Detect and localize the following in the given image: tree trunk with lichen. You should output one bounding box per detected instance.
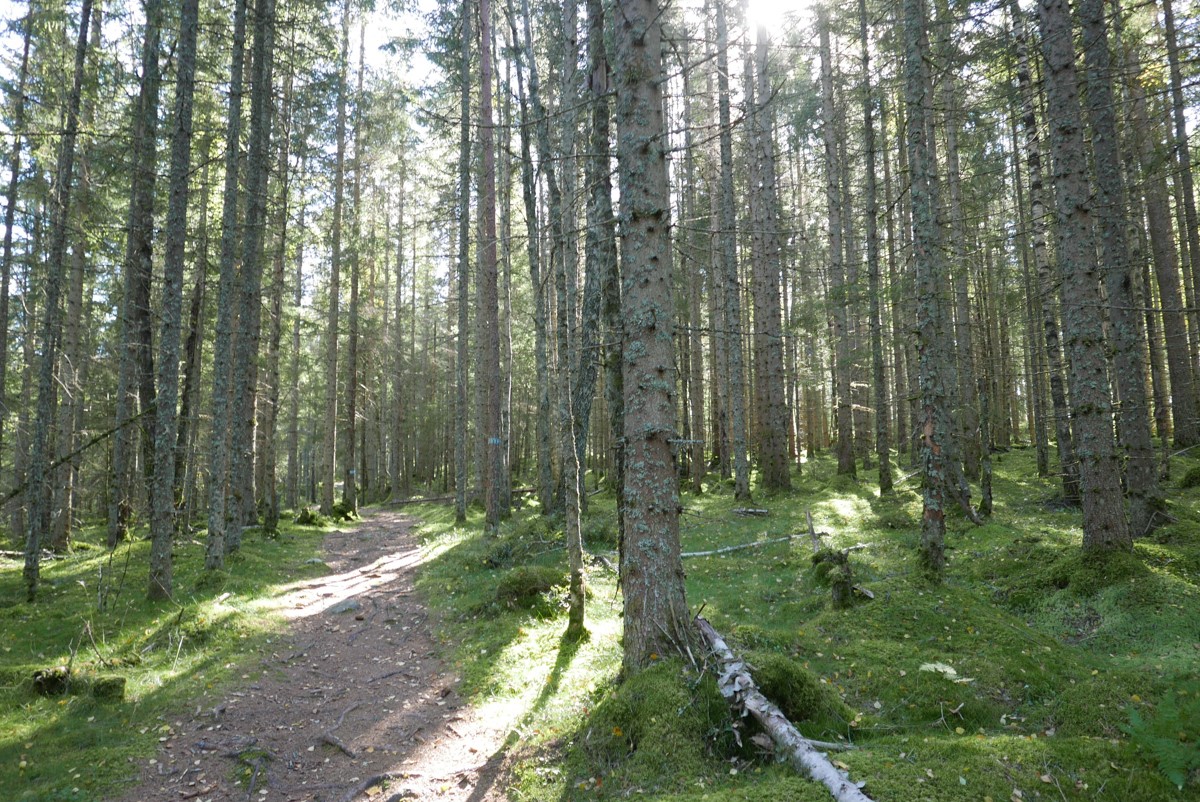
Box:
[904,0,952,576]
[1037,0,1130,552]
[1077,0,1159,537]
[614,0,694,672]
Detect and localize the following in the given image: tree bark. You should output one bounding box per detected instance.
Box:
[614,0,694,672]
[749,23,791,491]
[227,0,276,549]
[24,0,93,601]
[1010,0,1081,502]
[206,0,249,568]
[904,0,953,576]
[1037,0,1131,551]
[110,0,163,548]
[148,0,200,600]
[1078,0,1159,537]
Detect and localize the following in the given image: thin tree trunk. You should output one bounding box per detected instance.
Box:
[479,0,502,532]
[343,18,364,515]
[1161,0,1200,391]
[287,159,307,510]
[148,0,200,600]
[319,0,349,517]
[24,0,93,601]
[716,0,750,500]
[858,0,892,494]
[454,0,471,523]
[1010,0,1081,502]
[260,52,294,532]
[227,0,276,549]
[819,9,855,479]
[205,0,249,567]
[0,9,32,501]
[110,0,162,548]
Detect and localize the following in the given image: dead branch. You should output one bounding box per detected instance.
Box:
[681,534,800,558]
[336,772,413,802]
[696,617,874,802]
[733,507,770,517]
[321,732,358,758]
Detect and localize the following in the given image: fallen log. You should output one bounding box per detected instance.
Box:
[696,617,873,802]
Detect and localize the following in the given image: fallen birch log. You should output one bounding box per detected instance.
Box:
[696,617,874,802]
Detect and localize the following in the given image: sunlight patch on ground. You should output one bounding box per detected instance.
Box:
[270,548,427,619]
[819,495,869,529]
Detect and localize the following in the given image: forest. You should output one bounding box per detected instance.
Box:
[1,0,1199,798]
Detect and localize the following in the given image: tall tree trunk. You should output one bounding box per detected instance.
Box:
[1037,0,1130,551]
[454,0,471,523]
[573,0,612,510]
[554,0,585,639]
[1161,0,1200,388]
[205,0,249,567]
[175,147,211,523]
[148,0,200,600]
[0,10,32,501]
[479,0,503,532]
[819,8,855,479]
[24,0,93,601]
[904,0,953,576]
[389,159,405,501]
[505,0,553,514]
[614,0,693,672]
[1110,0,1198,447]
[260,52,294,533]
[716,0,750,500]
[880,94,908,463]
[680,31,706,494]
[50,0,102,552]
[287,158,307,510]
[936,2,980,483]
[749,23,791,491]
[319,0,350,517]
[343,19,364,515]
[110,0,163,548]
[858,0,892,494]
[1078,0,1159,537]
[227,0,276,549]
[517,0,566,515]
[1010,0,1081,502]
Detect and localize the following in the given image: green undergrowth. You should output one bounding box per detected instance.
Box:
[0,512,345,801]
[414,449,1200,800]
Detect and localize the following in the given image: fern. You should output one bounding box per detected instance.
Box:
[1121,685,1200,789]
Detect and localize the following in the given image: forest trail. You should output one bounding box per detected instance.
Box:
[112,510,511,802]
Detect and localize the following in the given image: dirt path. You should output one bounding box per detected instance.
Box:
[112,510,511,802]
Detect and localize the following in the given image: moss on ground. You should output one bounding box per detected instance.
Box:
[413,447,1200,800]
[0,515,340,801]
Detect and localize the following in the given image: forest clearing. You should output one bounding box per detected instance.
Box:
[1,0,1200,798]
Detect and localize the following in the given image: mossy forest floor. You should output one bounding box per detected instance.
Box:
[1,445,1198,801]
